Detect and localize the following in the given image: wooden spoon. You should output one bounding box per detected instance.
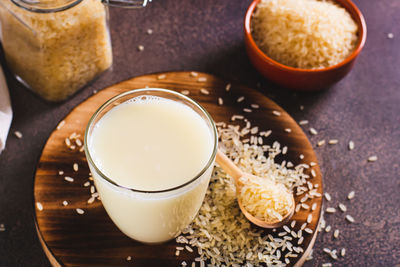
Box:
[215,149,295,228]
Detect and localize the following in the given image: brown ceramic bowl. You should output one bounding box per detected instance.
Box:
[244,0,367,90]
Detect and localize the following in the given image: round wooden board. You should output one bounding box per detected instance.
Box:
[34,72,323,267]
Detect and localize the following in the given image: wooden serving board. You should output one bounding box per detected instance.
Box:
[34,72,323,267]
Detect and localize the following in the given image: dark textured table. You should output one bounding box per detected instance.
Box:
[0,0,399,266]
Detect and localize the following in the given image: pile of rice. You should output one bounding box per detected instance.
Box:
[239,175,294,223]
[176,121,321,266]
[251,0,359,69]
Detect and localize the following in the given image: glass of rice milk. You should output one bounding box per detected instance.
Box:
[84,88,217,243]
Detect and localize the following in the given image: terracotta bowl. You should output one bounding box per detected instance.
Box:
[244,0,367,90]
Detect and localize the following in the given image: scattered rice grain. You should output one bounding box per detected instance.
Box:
[326,207,336,213]
[368,155,378,162]
[317,140,326,147]
[348,140,355,150]
[324,193,332,201]
[36,202,43,211]
[157,74,166,80]
[328,139,338,145]
[73,163,79,172]
[345,215,355,223]
[339,203,347,212]
[309,128,318,135]
[341,248,346,257]
[57,120,65,130]
[333,229,339,238]
[14,131,23,139]
[181,90,190,95]
[76,208,85,215]
[64,176,74,183]
[200,88,210,95]
[307,214,312,223]
[272,110,281,116]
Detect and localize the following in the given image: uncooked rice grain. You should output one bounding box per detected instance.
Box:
[251,104,259,109]
[272,110,281,116]
[317,140,326,147]
[304,228,313,234]
[311,203,317,211]
[326,207,336,213]
[181,90,190,95]
[341,248,346,257]
[324,193,332,201]
[333,229,339,238]
[345,215,355,223]
[200,89,210,95]
[64,176,74,182]
[307,214,312,223]
[339,203,347,212]
[36,202,43,211]
[348,141,355,150]
[309,128,318,135]
[76,208,85,215]
[325,225,331,232]
[14,131,23,139]
[237,96,245,102]
[328,139,338,145]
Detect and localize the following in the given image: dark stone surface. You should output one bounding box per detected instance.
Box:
[0,0,399,266]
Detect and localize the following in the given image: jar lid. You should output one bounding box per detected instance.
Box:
[11,0,82,13]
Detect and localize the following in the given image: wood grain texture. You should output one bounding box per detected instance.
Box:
[34,72,323,267]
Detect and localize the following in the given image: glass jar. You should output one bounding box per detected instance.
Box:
[0,0,148,102]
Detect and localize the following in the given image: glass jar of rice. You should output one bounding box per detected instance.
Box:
[0,0,149,102]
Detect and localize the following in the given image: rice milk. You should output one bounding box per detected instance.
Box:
[87,92,216,243]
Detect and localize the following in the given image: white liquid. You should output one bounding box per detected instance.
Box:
[87,94,215,243]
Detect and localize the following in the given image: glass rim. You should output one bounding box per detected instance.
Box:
[11,0,83,13]
[84,88,218,194]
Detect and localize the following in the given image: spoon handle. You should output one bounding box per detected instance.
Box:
[216,149,243,182]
